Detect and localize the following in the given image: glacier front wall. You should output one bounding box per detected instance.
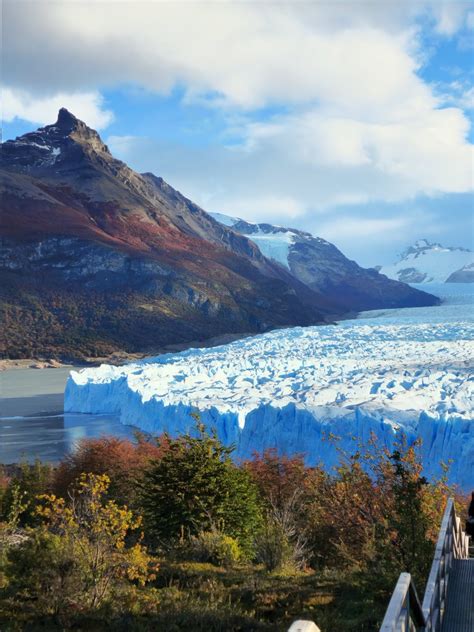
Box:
[65,284,474,489]
[65,376,474,490]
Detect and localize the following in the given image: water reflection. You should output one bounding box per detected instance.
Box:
[0,413,139,464]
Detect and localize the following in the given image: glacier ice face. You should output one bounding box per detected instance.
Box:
[65,284,474,489]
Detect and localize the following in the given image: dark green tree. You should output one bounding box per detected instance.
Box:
[139,427,262,556]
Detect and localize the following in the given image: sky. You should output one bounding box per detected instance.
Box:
[3,0,474,266]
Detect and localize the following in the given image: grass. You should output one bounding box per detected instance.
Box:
[0,560,387,631]
[140,561,387,632]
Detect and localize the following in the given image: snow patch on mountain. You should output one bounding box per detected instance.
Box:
[211,212,298,268]
[381,240,473,283]
[247,231,295,269]
[65,284,474,488]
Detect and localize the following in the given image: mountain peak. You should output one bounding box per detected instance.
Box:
[1,108,113,173]
[414,239,433,249]
[381,239,474,283]
[56,107,80,131]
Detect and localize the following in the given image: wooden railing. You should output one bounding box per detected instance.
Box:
[379,572,425,632]
[379,498,470,632]
[421,498,469,632]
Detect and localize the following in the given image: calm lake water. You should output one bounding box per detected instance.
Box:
[0,368,137,463]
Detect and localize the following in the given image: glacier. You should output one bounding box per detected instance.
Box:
[65,284,474,489]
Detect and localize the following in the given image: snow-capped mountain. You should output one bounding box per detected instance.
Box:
[210,213,437,311]
[447,263,474,283]
[380,239,474,283]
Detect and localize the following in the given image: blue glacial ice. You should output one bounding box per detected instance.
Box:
[65,284,474,489]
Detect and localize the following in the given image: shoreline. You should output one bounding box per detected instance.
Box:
[0,331,257,372]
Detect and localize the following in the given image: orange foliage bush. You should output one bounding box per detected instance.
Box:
[53,434,169,506]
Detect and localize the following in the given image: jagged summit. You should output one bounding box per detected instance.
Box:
[399,239,470,261]
[1,108,112,172]
[56,107,80,130]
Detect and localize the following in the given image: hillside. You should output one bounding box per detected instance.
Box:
[211,213,439,311]
[0,110,337,359]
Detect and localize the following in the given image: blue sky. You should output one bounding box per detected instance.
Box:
[3,1,473,266]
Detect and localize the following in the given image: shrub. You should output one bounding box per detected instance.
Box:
[53,435,166,507]
[0,460,54,526]
[186,530,242,567]
[246,450,310,572]
[1,473,158,625]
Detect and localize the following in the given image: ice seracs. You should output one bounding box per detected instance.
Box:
[65,284,474,489]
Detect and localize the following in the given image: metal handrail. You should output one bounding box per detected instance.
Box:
[379,572,425,631]
[380,498,470,632]
[422,498,469,632]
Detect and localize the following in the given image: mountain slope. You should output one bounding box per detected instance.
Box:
[210,213,438,311]
[1,110,339,359]
[380,240,474,283]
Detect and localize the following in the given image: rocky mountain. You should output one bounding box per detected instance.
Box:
[210,213,437,311]
[446,263,474,283]
[0,110,437,359]
[380,239,474,284]
[0,109,338,359]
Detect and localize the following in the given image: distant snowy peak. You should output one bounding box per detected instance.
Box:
[446,262,474,283]
[210,213,438,311]
[381,240,474,284]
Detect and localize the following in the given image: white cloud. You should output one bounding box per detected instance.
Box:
[214,195,307,222]
[436,81,474,110]
[3,0,473,265]
[316,216,415,242]
[2,1,470,109]
[2,87,114,129]
[432,3,469,36]
[238,104,472,199]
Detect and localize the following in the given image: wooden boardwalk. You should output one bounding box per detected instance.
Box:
[442,559,474,632]
[379,499,472,632]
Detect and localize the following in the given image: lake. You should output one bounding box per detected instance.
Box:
[0,368,137,463]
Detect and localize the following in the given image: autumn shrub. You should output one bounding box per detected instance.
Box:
[54,434,166,506]
[369,441,451,588]
[246,450,311,571]
[0,460,54,526]
[0,468,9,517]
[302,438,451,595]
[185,530,242,567]
[1,473,158,625]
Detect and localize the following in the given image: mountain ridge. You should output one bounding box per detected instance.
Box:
[0,110,438,359]
[210,212,439,311]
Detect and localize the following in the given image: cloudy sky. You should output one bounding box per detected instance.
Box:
[3,0,474,266]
